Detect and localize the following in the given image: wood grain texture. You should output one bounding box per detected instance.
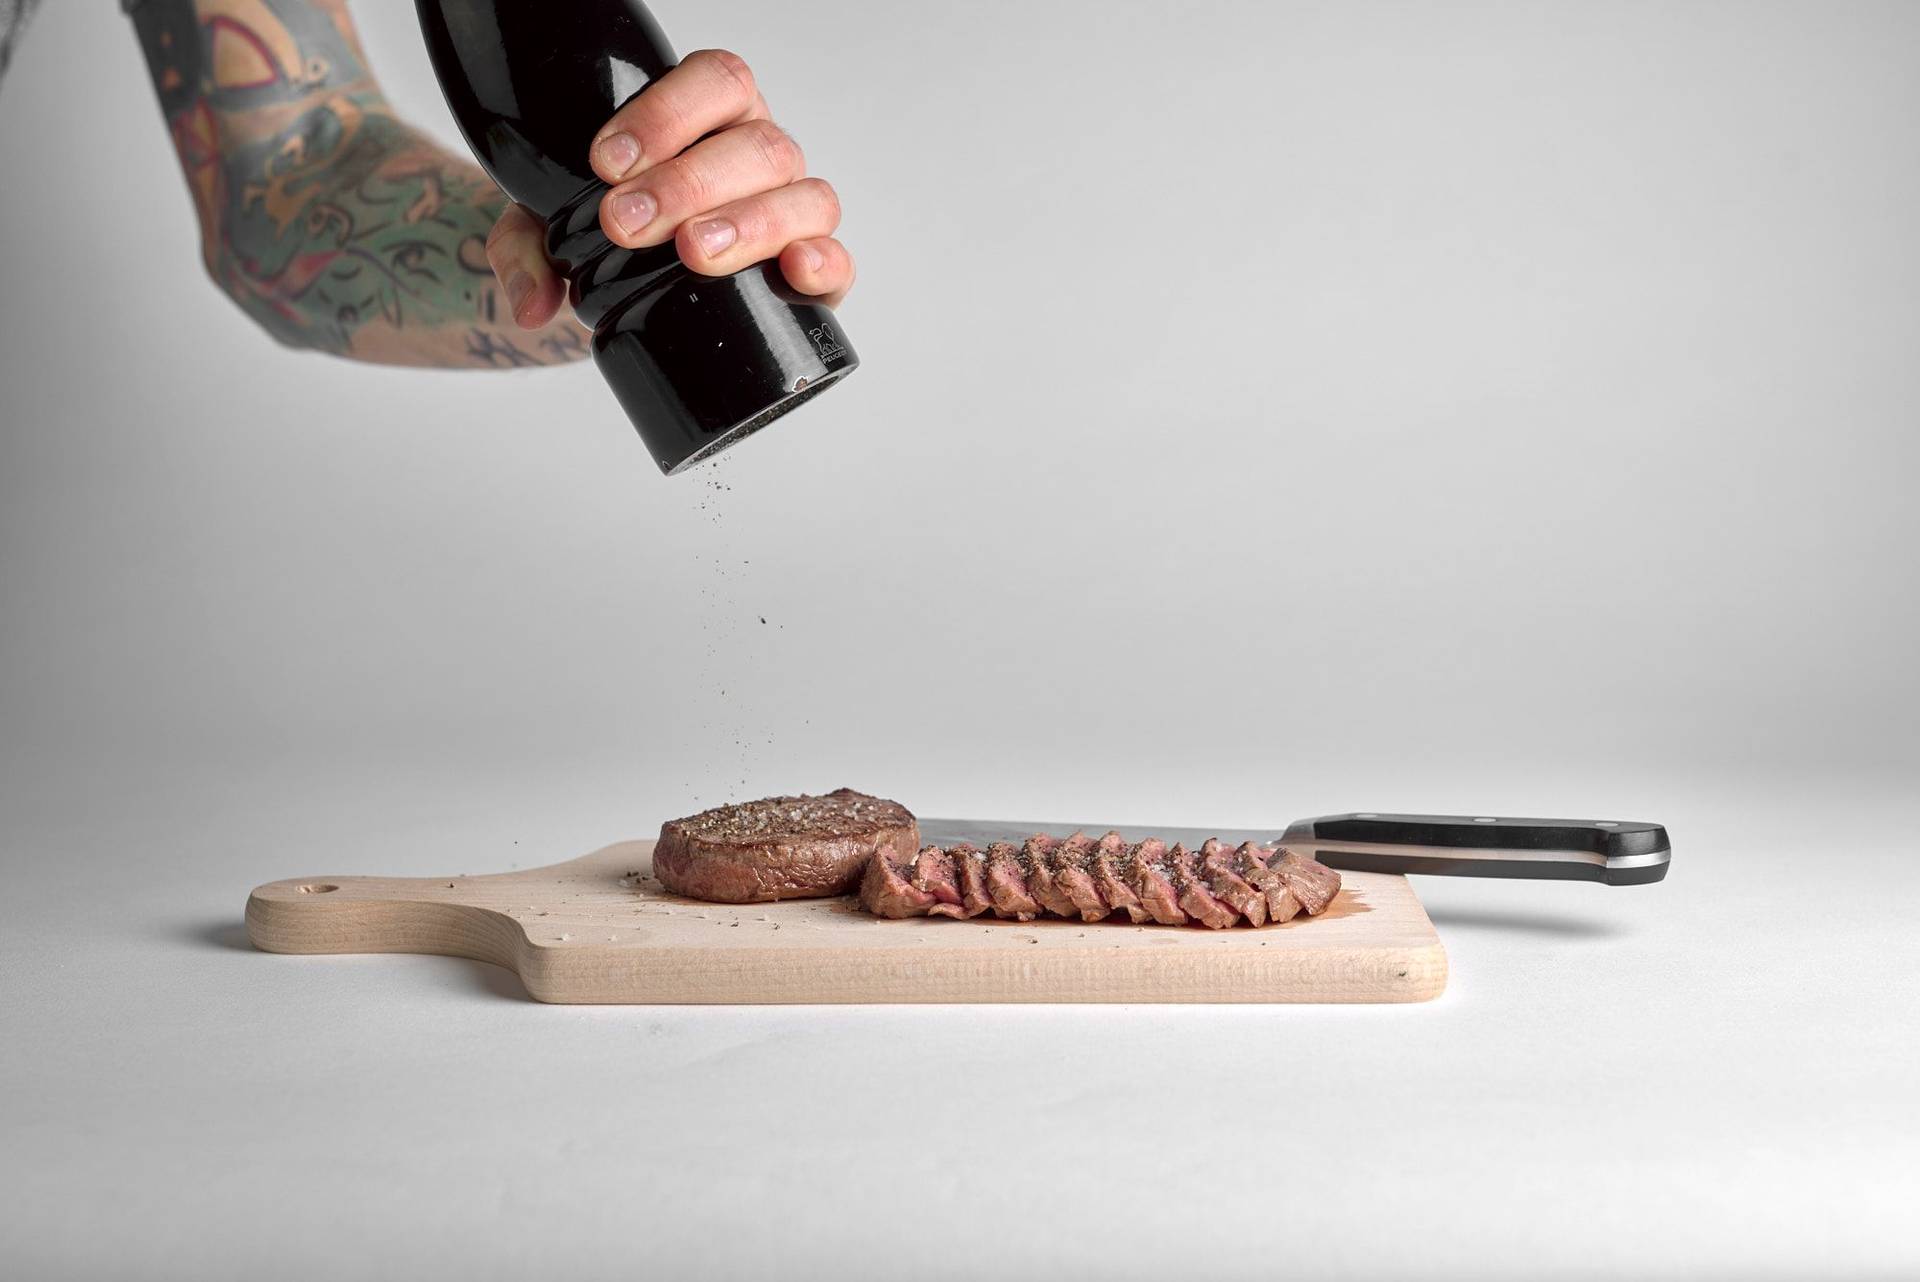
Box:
[246,840,1448,1004]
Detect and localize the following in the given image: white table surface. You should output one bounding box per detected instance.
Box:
[3,763,1916,1282]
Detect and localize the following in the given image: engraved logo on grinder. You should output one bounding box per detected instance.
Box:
[807,324,847,362]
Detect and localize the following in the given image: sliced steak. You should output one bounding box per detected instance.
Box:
[1023,834,1082,919]
[914,846,968,919]
[984,841,1042,921]
[1125,838,1189,926]
[1051,831,1110,922]
[1237,842,1300,923]
[654,788,918,903]
[1272,849,1342,915]
[858,844,936,918]
[852,832,1341,929]
[1168,842,1239,929]
[1200,837,1267,927]
[1089,831,1148,924]
[951,843,995,919]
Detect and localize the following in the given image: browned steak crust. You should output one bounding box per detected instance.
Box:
[654,788,918,903]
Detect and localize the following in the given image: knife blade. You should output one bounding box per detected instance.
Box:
[917,813,1670,886]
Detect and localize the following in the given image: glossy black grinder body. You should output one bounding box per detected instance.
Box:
[416,0,858,473]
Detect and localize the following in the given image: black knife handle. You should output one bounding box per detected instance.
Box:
[1278,813,1671,886]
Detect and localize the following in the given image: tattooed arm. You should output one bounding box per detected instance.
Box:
[126,0,586,368]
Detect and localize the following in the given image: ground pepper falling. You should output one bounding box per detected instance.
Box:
[683,454,782,806]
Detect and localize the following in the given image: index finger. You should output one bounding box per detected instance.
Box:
[589,49,771,185]
[485,201,566,328]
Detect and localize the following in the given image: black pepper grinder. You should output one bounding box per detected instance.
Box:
[416,0,859,474]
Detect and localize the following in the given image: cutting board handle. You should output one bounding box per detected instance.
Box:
[245,874,522,969]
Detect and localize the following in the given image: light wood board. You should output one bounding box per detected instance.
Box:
[246,840,1448,1004]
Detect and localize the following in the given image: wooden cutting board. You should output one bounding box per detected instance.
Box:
[246,840,1447,1004]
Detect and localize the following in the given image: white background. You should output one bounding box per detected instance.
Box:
[3,2,1916,1278]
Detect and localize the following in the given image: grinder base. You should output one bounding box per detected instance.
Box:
[591,260,859,475]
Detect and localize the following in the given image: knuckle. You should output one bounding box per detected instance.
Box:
[693,48,757,101]
[630,93,693,154]
[657,155,711,210]
[802,177,841,225]
[745,119,800,174]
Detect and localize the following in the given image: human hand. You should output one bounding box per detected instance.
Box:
[484,49,854,330]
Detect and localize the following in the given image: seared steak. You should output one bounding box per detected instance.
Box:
[654,788,918,903]
[1200,837,1268,927]
[1237,841,1300,923]
[1169,843,1240,929]
[859,835,1342,929]
[913,846,967,918]
[1089,831,1148,924]
[859,842,935,917]
[1272,850,1342,916]
[1126,838,1189,926]
[951,843,995,919]
[1052,831,1110,922]
[1023,834,1080,919]
[984,841,1042,921]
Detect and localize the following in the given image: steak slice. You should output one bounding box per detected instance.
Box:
[1237,842,1300,923]
[1089,831,1148,924]
[1200,837,1267,927]
[1125,838,1189,926]
[654,788,919,903]
[1023,834,1081,919]
[1050,831,1110,922]
[852,833,1342,929]
[984,841,1042,921]
[1168,842,1239,929]
[914,847,968,919]
[951,843,995,919]
[858,844,936,918]
[1272,849,1342,915]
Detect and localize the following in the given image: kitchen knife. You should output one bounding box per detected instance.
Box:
[918,813,1670,886]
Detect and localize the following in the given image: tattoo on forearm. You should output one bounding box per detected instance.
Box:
[130,0,583,368]
[464,324,591,369]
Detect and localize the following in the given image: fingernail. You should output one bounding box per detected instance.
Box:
[505,271,534,318]
[692,218,737,258]
[594,131,641,178]
[798,242,826,274]
[610,190,657,238]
